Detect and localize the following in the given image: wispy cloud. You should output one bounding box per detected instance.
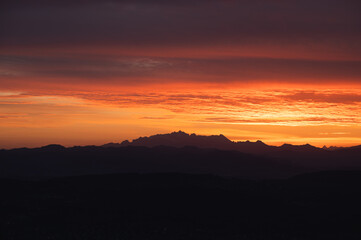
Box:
[3,88,358,126]
[282,91,361,104]
[1,87,361,148]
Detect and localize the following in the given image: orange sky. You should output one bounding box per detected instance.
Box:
[1,84,361,149]
[0,0,360,148]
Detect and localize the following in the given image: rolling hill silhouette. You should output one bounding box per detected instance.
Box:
[1,132,361,239]
[1,131,360,179]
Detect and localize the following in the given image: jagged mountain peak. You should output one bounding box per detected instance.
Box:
[101,131,337,155]
[101,131,275,154]
[126,131,232,146]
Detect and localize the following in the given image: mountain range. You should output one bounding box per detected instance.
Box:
[102,130,326,154]
[1,131,361,239]
[1,131,360,179]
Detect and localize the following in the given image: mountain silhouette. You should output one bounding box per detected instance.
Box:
[1,132,361,239]
[1,131,361,180]
[102,131,342,155]
[0,145,304,179]
[103,131,231,147]
[103,131,278,154]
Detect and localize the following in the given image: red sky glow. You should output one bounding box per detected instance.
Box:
[1,0,360,148]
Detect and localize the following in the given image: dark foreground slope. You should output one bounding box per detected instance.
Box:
[1,172,361,240]
[1,142,361,179]
[0,145,306,179]
[103,131,361,170]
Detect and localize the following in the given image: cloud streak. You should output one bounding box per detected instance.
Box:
[1,55,360,88]
[3,88,359,125]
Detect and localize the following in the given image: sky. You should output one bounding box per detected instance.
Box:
[1,0,361,148]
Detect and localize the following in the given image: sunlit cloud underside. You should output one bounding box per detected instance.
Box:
[1,87,361,148]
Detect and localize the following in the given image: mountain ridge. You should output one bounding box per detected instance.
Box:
[102,130,329,154]
[0,131,360,180]
[4,131,359,153]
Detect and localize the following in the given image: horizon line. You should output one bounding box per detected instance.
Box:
[2,130,360,150]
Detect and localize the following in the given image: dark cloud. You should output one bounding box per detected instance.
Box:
[1,0,214,8]
[1,0,360,53]
[1,0,360,87]
[1,55,360,85]
[283,91,361,104]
